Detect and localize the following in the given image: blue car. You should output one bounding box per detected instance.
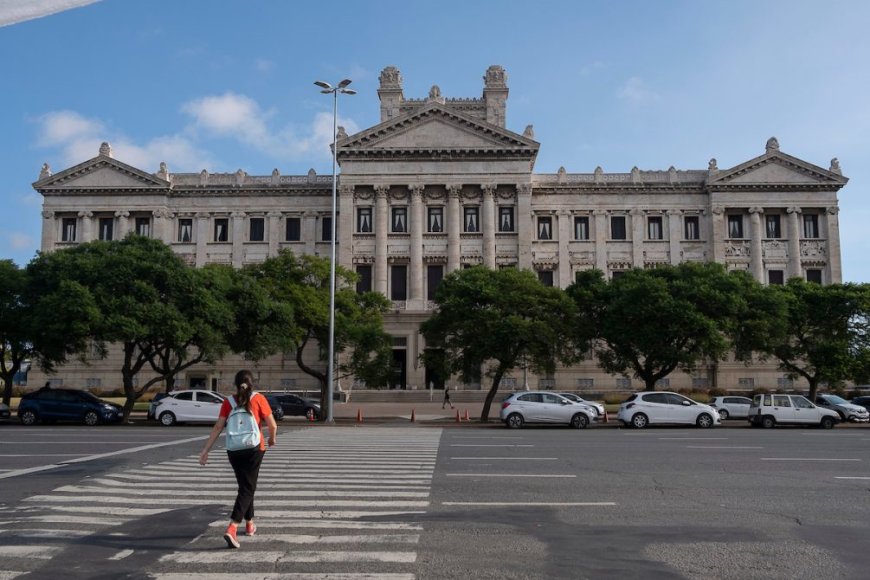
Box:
[18,388,123,426]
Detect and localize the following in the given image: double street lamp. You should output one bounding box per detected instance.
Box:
[314,78,355,424]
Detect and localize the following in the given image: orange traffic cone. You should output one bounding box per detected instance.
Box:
[308,411,316,423]
[455,409,461,423]
[463,409,470,421]
[410,408,416,422]
[356,408,363,423]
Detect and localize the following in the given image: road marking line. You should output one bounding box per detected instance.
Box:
[834,476,870,479]
[685,446,764,449]
[206,520,422,530]
[245,534,420,544]
[760,458,861,461]
[0,545,63,559]
[24,496,431,507]
[449,457,557,460]
[54,486,430,498]
[150,574,415,580]
[446,473,576,478]
[450,444,534,447]
[442,502,616,507]
[659,437,729,440]
[109,549,135,560]
[161,551,417,564]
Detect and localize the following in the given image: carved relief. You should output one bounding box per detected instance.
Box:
[763,240,788,259]
[725,241,751,257]
[800,240,827,258]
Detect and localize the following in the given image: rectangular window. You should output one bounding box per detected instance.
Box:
[390,265,407,300]
[611,270,625,280]
[391,207,407,233]
[357,207,372,233]
[98,217,113,241]
[806,269,823,284]
[178,219,192,242]
[537,270,554,287]
[574,216,589,240]
[214,218,229,242]
[427,265,444,300]
[427,207,443,233]
[765,214,781,238]
[576,378,594,389]
[684,216,699,240]
[464,206,479,232]
[768,270,785,285]
[135,217,151,237]
[727,215,744,239]
[285,217,301,241]
[538,216,553,240]
[249,217,265,242]
[62,217,77,242]
[738,377,755,388]
[356,264,372,294]
[611,216,626,240]
[499,206,514,232]
[322,216,333,241]
[616,377,632,389]
[647,216,663,240]
[803,214,819,238]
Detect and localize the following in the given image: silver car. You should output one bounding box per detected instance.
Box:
[814,393,870,423]
[500,391,595,429]
[617,391,721,429]
[708,396,753,420]
[559,393,605,418]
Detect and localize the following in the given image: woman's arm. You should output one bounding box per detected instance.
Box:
[199,416,227,465]
[265,413,278,447]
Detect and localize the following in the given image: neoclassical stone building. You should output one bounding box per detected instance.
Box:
[32,65,848,394]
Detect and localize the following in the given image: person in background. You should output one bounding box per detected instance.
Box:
[443,386,454,410]
[199,369,277,549]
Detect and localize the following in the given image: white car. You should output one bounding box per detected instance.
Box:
[617,391,721,428]
[748,393,838,429]
[153,389,225,426]
[500,391,595,429]
[559,393,605,418]
[708,396,753,420]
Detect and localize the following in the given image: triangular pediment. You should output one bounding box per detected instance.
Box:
[710,150,847,188]
[34,155,169,190]
[339,104,539,154]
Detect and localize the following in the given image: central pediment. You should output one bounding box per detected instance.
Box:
[34,154,169,191]
[709,149,847,190]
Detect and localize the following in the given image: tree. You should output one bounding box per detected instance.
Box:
[570,263,759,391]
[245,250,392,412]
[421,267,581,422]
[756,279,870,399]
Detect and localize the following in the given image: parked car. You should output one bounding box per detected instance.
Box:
[617,391,721,429]
[17,388,122,426]
[708,396,753,420]
[265,393,320,421]
[748,393,838,429]
[263,394,285,420]
[814,393,869,423]
[558,393,605,417]
[152,389,225,426]
[500,391,595,429]
[851,395,870,413]
[147,392,171,420]
[0,402,11,422]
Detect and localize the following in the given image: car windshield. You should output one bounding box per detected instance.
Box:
[824,395,848,404]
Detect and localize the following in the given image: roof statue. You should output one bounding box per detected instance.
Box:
[157,161,169,180]
[337,126,348,140]
[379,66,402,89]
[484,65,507,88]
[829,158,841,175]
[765,136,780,153]
[99,142,113,157]
[39,162,52,180]
[523,125,534,139]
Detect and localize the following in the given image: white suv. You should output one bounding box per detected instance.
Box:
[617,392,720,429]
[747,393,838,429]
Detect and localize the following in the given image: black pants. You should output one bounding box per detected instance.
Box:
[226,447,265,523]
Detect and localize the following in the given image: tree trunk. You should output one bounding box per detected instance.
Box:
[806,377,819,401]
[480,368,506,423]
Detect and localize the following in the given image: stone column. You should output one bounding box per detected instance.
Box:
[303,211,317,255]
[447,185,462,272]
[825,206,842,283]
[749,207,764,282]
[516,184,533,270]
[231,211,245,268]
[152,209,171,244]
[409,184,424,304]
[557,210,571,288]
[195,212,209,267]
[667,210,682,266]
[115,210,129,239]
[711,207,726,263]
[375,186,389,294]
[41,210,55,251]
[267,211,282,257]
[78,211,94,242]
[630,208,644,267]
[786,207,802,280]
[482,184,496,269]
[594,210,607,272]
[338,185,355,269]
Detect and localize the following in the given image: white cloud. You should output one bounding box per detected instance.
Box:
[617,77,660,103]
[0,0,101,27]
[36,110,103,147]
[7,232,35,250]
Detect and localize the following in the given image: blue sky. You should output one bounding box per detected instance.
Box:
[2,0,869,281]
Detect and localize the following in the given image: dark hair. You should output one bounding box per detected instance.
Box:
[234,369,256,411]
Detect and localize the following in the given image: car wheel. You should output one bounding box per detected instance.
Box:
[83,411,99,426]
[820,416,835,429]
[631,413,649,429]
[274,408,284,420]
[696,413,714,428]
[761,415,776,429]
[571,413,589,429]
[305,408,318,421]
[506,413,524,429]
[20,410,37,426]
[718,409,729,420]
[159,411,177,426]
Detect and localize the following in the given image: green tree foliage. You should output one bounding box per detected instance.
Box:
[757,279,870,399]
[244,250,392,411]
[569,263,762,391]
[421,267,581,422]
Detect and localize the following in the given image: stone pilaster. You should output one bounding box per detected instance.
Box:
[447,185,462,272]
[787,207,802,281]
[195,212,209,267]
[41,210,55,251]
[409,184,424,304]
[667,209,681,266]
[593,210,607,272]
[303,211,317,255]
[338,185,355,269]
[152,208,171,244]
[825,207,842,283]
[115,210,129,239]
[78,211,94,242]
[231,211,245,268]
[557,210,571,288]
[375,186,389,294]
[516,184,533,270]
[267,211,282,257]
[711,207,726,263]
[630,208,644,267]
[481,184,496,269]
[749,207,764,282]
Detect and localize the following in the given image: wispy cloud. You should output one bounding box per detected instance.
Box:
[616,76,660,103]
[7,232,35,250]
[0,0,101,27]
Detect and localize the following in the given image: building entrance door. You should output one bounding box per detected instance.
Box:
[188,376,206,390]
[391,349,407,390]
[424,348,446,390]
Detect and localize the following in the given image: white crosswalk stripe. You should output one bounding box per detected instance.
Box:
[0,428,441,579]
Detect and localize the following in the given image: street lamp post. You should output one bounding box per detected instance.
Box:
[314,78,355,424]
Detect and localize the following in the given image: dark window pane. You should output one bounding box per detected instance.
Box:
[249,217,265,241]
[464,207,479,232]
[322,216,333,241]
[766,215,781,238]
[427,265,444,300]
[428,207,443,233]
[728,215,743,238]
[358,207,372,233]
[574,216,589,240]
[391,265,407,300]
[769,270,784,285]
[62,218,77,242]
[214,218,229,242]
[538,217,552,240]
[499,207,514,232]
[178,219,192,242]
[648,216,663,240]
[806,269,822,284]
[285,217,301,241]
[392,207,407,233]
[99,218,113,241]
[538,270,554,287]
[611,216,626,240]
[356,265,372,294]
[135,217,151,237]
[684,216,699,240]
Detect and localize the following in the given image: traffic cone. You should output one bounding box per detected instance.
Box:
[356,408,363,423]
[463,409,470,421]
[455,409,461,423]
[308,411,316,423]
[410,408,416,422]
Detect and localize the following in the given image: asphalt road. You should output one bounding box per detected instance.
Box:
[0,422,868,579]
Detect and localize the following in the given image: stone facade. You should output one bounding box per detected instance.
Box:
[31,66,848,395]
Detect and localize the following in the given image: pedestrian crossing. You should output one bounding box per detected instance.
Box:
[0,427,442,579]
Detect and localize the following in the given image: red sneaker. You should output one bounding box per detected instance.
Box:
[224,524,240,549]
[245,521,257,536]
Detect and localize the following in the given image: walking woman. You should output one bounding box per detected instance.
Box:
[199,369,277,548]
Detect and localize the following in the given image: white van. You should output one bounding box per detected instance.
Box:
[747,393,838,429]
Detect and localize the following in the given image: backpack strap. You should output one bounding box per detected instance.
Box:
[227,396,237,410]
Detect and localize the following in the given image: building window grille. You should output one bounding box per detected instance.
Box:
[655,378,670,388]
[691,377,709,389]
[538,270,554,287]
[178,219,193,243]
[499,206,514,232]
[574,216,589,240]
[358,207,372,233]
[684,216,699,240]
[86,378,102,388]
[285,217,301,241]
[538,216,552,240]
[576,378,594,389]
[502,377,517,388]
[249,217,265,242]
[428,207,443,232]
[280,378,296,388]
[611,216,627,240]
[616,377,632,389]
[777,377,794,389]
[738,377,755,388]
[464,206,479,232]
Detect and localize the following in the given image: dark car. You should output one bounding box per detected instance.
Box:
[18,388,122,426]
[263,394,285,420]
[851,396,870,413]
[267,393,320,421]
